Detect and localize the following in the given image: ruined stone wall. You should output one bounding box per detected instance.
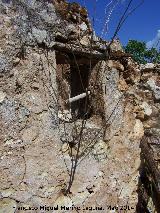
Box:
[0,0,160,213]
[0,0,64,211]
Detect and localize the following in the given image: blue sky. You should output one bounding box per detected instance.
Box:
[69,0,160,47]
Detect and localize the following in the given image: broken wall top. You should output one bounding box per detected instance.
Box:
[0,0,128,62]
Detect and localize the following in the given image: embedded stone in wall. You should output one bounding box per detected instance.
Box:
[140,101,152,116]
[32,27,47,44]
[21,92,45,114]
[132,119,144,140]
[0,91,6,103]
[21,126,39,144]
[146,78,160,100]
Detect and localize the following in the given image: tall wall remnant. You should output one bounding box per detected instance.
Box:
[0,0,160,212]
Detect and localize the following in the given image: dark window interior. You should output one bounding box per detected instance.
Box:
[56,52,94,120]
[70,64,90,118]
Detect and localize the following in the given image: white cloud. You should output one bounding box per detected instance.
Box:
[146,30,160,50]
